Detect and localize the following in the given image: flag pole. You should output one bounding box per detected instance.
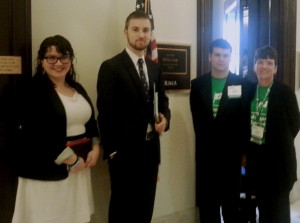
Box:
[144,0,148,13]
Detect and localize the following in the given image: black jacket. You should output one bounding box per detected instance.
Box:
[97,50,170,162]
[190,72,253,167]
[190,72,254,205]
[15,75,99,181]
[247,81,300,191]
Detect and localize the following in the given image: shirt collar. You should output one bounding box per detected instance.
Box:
[126,47,145,65]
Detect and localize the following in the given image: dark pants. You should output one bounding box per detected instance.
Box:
[239,197,257,223]
[108,140,159,223]
[239,166,257,223]
[247,143,292,223]
[196,165,241,223]
[256,189,291,223]
[197,187,240,223]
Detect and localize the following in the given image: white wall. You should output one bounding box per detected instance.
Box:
[150,0,196,218]
[32,1,197,222]
[31,0,300,222]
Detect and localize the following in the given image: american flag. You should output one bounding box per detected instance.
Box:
[136,0,158,63]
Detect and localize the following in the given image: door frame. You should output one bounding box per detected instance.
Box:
[197,0,297,90]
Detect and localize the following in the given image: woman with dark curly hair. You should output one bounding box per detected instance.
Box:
[12,35,101,223]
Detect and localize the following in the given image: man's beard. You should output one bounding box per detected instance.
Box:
[128,38,149,51]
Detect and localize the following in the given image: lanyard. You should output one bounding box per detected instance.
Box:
[253,84,272,124]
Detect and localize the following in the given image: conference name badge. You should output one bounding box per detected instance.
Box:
[250,125,264,145]
[251,124,264,139]
[228,85,242,98]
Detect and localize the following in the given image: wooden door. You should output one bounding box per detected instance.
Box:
[197,0,297,89]
[0,0,31,222]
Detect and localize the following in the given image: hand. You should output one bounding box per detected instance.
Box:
[69,157,85,173]
[85,143,101,167]
[155,113,167,134]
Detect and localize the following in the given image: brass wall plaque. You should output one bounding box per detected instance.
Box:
[157,44,190,91]
[0,56,22,74]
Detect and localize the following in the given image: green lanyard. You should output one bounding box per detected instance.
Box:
[252,84,272,125]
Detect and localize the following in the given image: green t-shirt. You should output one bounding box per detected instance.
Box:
[250,85,270,144]
[212,76,227,118]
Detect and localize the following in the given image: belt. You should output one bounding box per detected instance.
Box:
[66,137,92,161]
[66,137,91,147]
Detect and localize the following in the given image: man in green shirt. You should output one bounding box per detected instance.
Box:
[190,39,253,223]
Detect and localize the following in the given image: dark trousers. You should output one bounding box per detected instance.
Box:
[108,140,159,223]
[196,168,241,223]
[239,166,257,223]
[247,143,292,223]
[256,189,291,223]
[197,188,240,223]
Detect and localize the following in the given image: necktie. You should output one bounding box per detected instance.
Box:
[137,58,149,101]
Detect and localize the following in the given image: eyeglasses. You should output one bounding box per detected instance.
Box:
[44,55,71,64]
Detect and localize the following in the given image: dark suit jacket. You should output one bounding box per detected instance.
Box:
[247,81,300,192]
[97,50,170,163]
[190,72,253,204]
[15,75,99,180]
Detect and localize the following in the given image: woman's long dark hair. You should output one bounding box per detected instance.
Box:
[34,35,77,87]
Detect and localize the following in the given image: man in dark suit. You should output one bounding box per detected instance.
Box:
[190,39,252,223]
[97,10,170,223]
